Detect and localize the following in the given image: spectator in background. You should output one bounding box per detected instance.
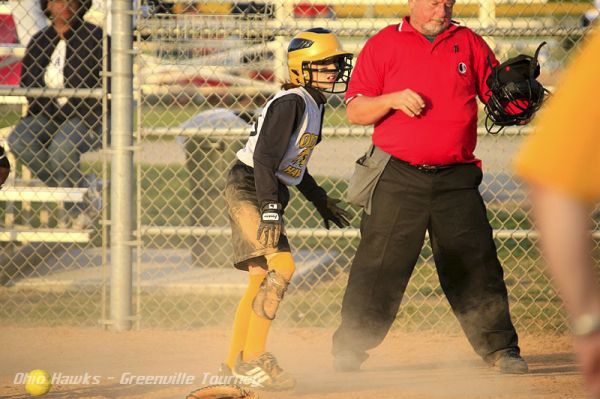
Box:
[515,30,600,397]
[8,0,110,228]
[9,0,139,44]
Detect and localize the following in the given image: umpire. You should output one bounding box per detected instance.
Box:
[332,0,529,374]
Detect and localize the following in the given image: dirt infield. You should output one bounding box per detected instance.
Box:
[0,326,585,399]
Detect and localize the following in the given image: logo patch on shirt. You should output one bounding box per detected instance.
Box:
[458,62,467,74]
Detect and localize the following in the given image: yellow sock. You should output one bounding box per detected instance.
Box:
[226,273,265,369]
[243,309,273,362]
[267,252,296,280]
[243,253,296,362]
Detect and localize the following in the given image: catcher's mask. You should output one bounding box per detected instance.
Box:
[287,28,353,94]
[484,42,549,134]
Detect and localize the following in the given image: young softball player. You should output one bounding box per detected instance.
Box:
[219,28,353,390]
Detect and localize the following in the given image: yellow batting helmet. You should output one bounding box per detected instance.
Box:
[287,28,353,93]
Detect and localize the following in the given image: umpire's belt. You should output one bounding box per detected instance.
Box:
[391,156,461,174]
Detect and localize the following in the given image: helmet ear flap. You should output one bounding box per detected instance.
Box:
[289,68,302,85]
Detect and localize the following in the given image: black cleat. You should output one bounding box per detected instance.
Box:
[333,350,369,372]
[493,349,529,374]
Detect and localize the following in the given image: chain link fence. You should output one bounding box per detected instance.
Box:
[1,0,598,333]
[0,0,110,326]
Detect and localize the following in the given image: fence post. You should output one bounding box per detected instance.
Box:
[480,0,497,50]
[109,0,134,332]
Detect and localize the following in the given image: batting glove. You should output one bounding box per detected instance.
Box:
[315,197,352,230]
[257,202,283,248]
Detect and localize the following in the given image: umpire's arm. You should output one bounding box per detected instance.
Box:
[347,91,425,125]
[345,35,424,125]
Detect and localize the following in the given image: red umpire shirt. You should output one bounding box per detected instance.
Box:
[346,17,499,166]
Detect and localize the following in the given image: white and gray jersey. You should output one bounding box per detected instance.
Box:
[236,86,328,209]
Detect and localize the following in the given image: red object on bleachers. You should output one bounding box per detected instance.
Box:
[0,12,21,86]
[294,2,333,18]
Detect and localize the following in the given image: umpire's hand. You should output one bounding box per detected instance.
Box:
[387,88,425,118]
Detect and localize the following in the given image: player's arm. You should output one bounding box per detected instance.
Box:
[473,34,499,104]
[532,186,600,319]
[297,171,351,229]
[345,35,424,125]
[253,96,304,247]
[296,170,327,205]
[253,96,304,210]
[532,185,600,397]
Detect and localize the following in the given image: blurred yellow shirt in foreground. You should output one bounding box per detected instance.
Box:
[515,29,600,203]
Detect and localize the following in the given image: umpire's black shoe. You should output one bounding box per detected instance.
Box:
[333,351,369,372]
[493,349,529,374]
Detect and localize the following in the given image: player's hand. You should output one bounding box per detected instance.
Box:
[386,89,425,117]
[257,202,283,248]
[315,197,352,230]
[576,333,600,397]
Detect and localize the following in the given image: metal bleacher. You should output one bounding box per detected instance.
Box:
[0,3,93,244]
[0,127,93,244]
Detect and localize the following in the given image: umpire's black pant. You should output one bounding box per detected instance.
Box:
[332,158,519,364]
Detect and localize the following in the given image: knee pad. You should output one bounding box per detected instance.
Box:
[251,269,290,320]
